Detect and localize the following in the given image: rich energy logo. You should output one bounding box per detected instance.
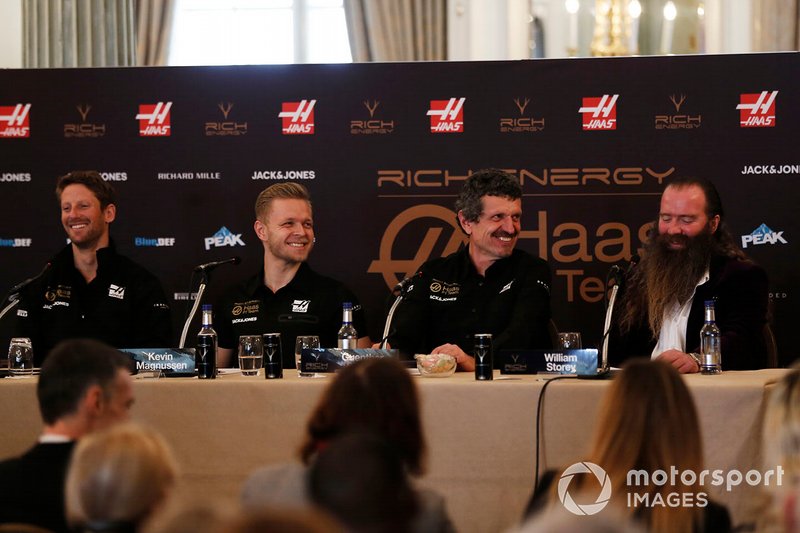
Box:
[427,98,465,133]
[0,103,31,138]
[737,91,777,128]
[351,100,394,134]
[580,94,618,130]
[500,97,544,133]
[136,102,172,136]
[655,94,701,130]
[64,104,106,138]
[279,100,316,134]
[135,237,176,247]
[204,226,245,250]
[741,224,787,249]
[205,102,247,136]
[0,238,32,247]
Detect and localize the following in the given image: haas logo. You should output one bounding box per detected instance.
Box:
[279,100,316,134]
[579,95,618,131]
[737,91,777,128]
[0,103,31,138]
[136,102,172,136]
[428,98,465,133]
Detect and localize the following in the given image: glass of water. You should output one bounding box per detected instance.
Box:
[557,332,582,351]
[238,335,263,376]
[295,335,320,377]
[9,338,34,377]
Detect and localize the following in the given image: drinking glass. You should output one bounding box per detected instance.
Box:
[295,335,320,377]
[238,335,263,376]
[9,338,34,377]
[557,332,582,351]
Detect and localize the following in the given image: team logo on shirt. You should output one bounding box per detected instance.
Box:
[108,284,126,300]
[231,300,260,321]
[429,280,459,302]
[292,300,311,313]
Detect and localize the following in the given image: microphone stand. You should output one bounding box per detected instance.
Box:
[179,271,209,349]
[380,284,410,349]
[0,296,20,324]
[599,282,619,375]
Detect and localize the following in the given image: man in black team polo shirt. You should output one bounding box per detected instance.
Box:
[388,169,552,371]
[15,171,172,364]
[216,183,370,368]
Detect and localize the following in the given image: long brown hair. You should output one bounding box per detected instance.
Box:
[574,360,705,533]
[300,358,426,476]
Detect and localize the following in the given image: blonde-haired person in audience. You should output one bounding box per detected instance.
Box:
[65,423,177,533]
[760,368,800,532]
[241,357,454,533]
[524,359,731,533]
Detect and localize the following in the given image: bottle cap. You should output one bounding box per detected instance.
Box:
[704,300,715,307]
[343,302,352,309]
[202,304,212,311]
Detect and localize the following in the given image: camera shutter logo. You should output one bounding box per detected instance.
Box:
[558,462,612,515]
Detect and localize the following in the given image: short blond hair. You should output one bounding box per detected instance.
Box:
[255,182,311,221]
[65,423,178,529]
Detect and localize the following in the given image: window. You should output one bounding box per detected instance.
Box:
[169,0,352,66]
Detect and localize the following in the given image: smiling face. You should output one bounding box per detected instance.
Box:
[60,184,115,250]
[459,195,521,272]
[255,198,314,266]
[657,184,719,250]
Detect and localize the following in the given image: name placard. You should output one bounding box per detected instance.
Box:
[119,348,196,376]
[500,349,599,375]
[299,348,398,373]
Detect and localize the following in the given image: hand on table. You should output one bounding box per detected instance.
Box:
[657,349,700,374]
[432,343,475,372]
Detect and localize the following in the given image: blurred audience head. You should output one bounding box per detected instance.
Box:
[579,359,704,533]
[516,504,644,533]
[38,338,134,435]
[763,367,800,532]
[309,432,418,533]
[65,423,178,532]
[300,357,426,475]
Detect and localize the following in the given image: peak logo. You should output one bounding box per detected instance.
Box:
[741,224,787,249]
[737,91,777,128]
[351,100,395,135]
[205,102,247,136]
[65,104,107,138]
[579,95,618,131]
[0,103,31,138]
[204,226,245,250]
[427,98,465,133]
[500,97,545,133]
[279,100,315,135]
[136,102,172,136]
[655,94,701,130]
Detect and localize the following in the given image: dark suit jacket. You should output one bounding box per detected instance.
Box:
[0,441,76,532]
[610,255,769,370]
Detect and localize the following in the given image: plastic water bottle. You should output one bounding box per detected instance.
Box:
[699,300,722,374]
[337,302,358,349]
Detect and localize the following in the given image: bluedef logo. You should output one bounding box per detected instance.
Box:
[741,224,787,249]
[204,227,244,250]
[135,237,175,247]
[0,238,31,247]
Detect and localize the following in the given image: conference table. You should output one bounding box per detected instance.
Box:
[0,368,787,532]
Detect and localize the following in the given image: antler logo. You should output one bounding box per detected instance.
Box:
[669,94,686,112]
[368,205,468,289]
[363,100,379,118]
[514,97,530,115]
[218,102,234,119]
[77,104,91,122]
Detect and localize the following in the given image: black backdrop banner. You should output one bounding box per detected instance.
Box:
[1,53,797,364]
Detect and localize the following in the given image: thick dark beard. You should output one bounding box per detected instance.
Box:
[640,228,714,336]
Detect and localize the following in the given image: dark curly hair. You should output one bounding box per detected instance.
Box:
[454,168,522,224]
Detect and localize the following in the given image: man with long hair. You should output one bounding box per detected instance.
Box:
[611,176,769,372]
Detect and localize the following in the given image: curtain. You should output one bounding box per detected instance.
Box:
[343,0,446,61]
[753,0,800,51]
[23,0,136,67]
[135,0,175,66]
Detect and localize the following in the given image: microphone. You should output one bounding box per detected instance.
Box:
[608,254,640,286]
[193,256,241,272]
[393,272,422,294]
[8,262,52,294]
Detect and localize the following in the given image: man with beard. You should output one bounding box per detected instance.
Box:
[387,169,552,371]
[216,183,370,368]
[610,176,769,372]
[15,171,172,364]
